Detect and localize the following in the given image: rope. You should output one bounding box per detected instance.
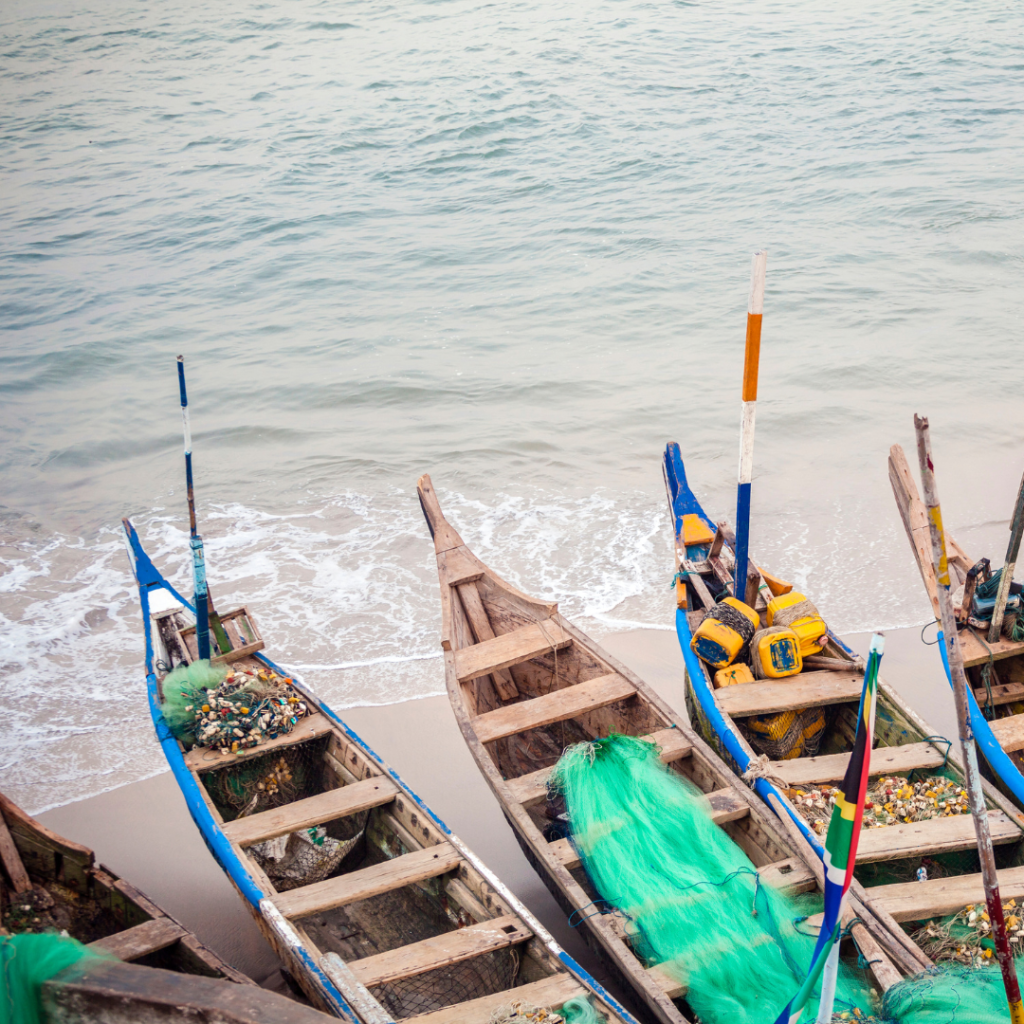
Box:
[741,752,792,790]
[975,634,998,720]
[920,619,940,646]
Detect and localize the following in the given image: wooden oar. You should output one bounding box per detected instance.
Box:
[176,357,231,660]
[733,251,766,598]
[989,470,1024,642]
[915,414,1024,1024]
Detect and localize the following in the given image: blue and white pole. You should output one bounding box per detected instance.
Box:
[177,356,210,661]
[733,251,767,599]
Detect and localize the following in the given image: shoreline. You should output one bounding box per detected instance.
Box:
[38,623,955,985]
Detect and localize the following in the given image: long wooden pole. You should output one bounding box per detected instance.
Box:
[989,469,1024,642]
[915,414,1024,1023]
[178,356,211,661]
[733,250,766,597]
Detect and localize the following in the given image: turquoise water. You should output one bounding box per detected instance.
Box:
[2,0,1023,810]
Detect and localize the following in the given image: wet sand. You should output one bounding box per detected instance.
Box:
[39,623,951,987]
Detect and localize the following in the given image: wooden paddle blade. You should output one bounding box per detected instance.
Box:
[756,565,792,597]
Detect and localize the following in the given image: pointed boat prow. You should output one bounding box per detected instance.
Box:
[417,474,466,553]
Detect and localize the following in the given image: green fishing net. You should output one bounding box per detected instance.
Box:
[159,659,228,744]
[0,933,103,1024]
[549,733,1024,1024]
[559,996,603,1024]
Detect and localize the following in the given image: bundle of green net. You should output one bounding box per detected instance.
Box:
[158,660,229,746]
[549,733,1024,1024]
[0,933,103,1024]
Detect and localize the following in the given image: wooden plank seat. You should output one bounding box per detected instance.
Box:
[714,671,864,718]
[222,778,400,848]
[348,914,532,987]
[454,621,573,684]
[505,727,693,806]
[854,810,1020,864]
[647,964,685,999]
[865,865,1024,922]
[990,714,1024,754]
[975,681,1024,709]
[405,974,584,1024]
[548,789,749,871]
[472,675,636,746]
[183,712,335,773]
[767,741,948,788]
[960,630,1024,669]
[757,857,817,895]
[272,843,463,920]
[88,918,186,961]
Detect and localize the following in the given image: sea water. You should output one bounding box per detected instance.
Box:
[2,0,1023,811]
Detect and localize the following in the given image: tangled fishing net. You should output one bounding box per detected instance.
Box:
[160,660,310,753]
[549,732,1024,1024]
[0,933,105,1024]
[488,996,602,1024]
[793,776,970,836]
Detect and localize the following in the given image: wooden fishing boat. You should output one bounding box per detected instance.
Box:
[890,443,1024,811]
[662,441,1024,972]
[122,516,640,1024]
[0,786,249,979]
[416,473,924,1024]
[0,788,335,1022]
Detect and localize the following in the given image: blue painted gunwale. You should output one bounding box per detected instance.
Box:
[662,443,854,859]
[123,518,638,1024]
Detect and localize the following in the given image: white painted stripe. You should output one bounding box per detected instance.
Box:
[748,250,767,315]
[181,405,192,455]
[738,402,756,483]
[822,848,846,887]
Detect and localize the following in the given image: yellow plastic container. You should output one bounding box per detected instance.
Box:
[753,629,802,678]
[767,592,828,656]
[714,663,755,688]
[789,617,829,657]
[690,598,759,669]
[766,592,807,626]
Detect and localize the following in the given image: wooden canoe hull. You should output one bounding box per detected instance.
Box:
[418,473,915,1024]
[123,517,641,1024]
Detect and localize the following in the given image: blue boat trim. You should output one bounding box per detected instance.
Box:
[126,518,357,1021]
[664,446,826,858]
[937,630,1024,808]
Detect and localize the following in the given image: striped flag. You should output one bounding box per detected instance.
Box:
[773,633,884,1024]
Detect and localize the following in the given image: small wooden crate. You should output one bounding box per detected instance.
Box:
[176,606,264,665]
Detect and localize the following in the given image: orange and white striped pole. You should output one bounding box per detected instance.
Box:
[733,250,767,599]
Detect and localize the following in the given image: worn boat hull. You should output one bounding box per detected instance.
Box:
[417,473,915,1024]
[123,517,639,1024]
[664,440,1024,973]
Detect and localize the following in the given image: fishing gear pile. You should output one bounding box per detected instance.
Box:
[159,660,309,754]
[549,732,1024,1024]
[913,899,1024,966]
[488,996,602,1024]
[793,776,970,836]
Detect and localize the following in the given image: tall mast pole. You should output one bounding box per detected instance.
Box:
[733,250,766,598]
[989,469,1024,642]
[178,356,211,661]
[915,414,1024,1023]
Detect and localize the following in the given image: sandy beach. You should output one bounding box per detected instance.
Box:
[39,622,956,990]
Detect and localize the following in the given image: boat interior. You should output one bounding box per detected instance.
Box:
[153,608,600,1024]
[666,445,1024,968]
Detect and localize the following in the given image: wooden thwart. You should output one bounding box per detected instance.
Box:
[758,857,817,895]
[405,974,584,1024]
[714,671,863,718]
[646,965,685,999]
[348,915,531,987]
[0,810,31,894]
[272,843,463,920]
[454,621,572,684]
[768,741,946,787]
[505,727,692,806]
[974,681,1024,708]
[222,778,399,847]
[457,581,518,700]
[88,918,187,961]
[472,674,636,746]
[867,865,1024,923]
[855,810,1020,864]
[989,715,1024,754]
[183,713,335,773]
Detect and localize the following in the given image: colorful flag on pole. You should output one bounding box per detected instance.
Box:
[773,632,884,1024]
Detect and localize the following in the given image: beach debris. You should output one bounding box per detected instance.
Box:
[792,775,970,836]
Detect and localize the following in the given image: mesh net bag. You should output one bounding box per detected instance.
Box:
[740,706,826,760]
